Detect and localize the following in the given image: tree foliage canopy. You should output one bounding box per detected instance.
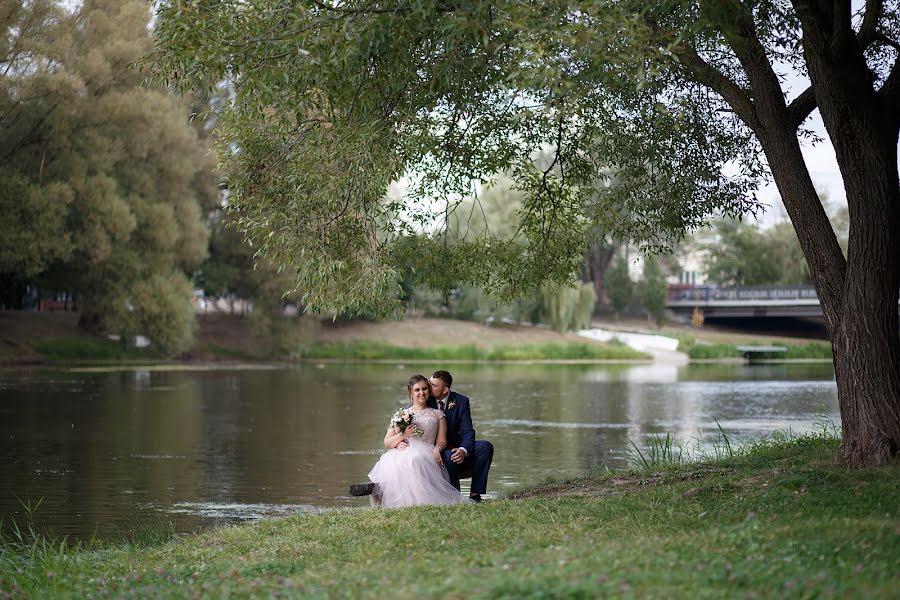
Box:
[147,0,778,315]
[1,0,217,352]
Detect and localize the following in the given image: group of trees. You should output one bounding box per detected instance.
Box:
[603,254,667,325]
[0,0,217,352]
[698,199,849,287]
[149,0,900,465]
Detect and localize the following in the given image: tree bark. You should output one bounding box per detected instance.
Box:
[792,0,900,465]
[827,122,900,465]
[585,241,616,307]
[77,301,105,334]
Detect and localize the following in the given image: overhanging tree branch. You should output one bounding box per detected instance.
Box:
[876,32,900,52]
[643,15,758,127]
[668,43,759,130]
[879,55,900,114]
[856,0,882,49]
[788,0,895,128]
[787,85,817,128]
[709,0,786,120]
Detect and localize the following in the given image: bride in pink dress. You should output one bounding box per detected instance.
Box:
[368,375,470,508]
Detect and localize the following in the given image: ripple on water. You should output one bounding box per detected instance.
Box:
[129,454,187,460]
[486,419,630,429]
[165,502,324,520]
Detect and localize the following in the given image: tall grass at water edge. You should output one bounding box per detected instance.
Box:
[625,421,841,470]
[1,510,179,598]
[627,423,739,470]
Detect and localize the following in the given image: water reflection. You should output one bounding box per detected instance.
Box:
[0,362,838,541]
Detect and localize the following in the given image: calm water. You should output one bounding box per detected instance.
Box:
[0,362,838,541]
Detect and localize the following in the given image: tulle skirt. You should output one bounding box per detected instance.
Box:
[368,439,470,508]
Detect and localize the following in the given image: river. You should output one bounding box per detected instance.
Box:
[0,362,838,541]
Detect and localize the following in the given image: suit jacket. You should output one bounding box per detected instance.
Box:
[442,390,476,453]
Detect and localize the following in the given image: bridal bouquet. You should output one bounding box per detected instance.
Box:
[390,408,423,438]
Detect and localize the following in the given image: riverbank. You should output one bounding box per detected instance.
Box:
[1,313,648,364]
[1,311,833,365]
[2,434,897,597]
[593,319,833,361]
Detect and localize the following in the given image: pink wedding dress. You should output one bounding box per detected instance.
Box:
[368,407,470,508]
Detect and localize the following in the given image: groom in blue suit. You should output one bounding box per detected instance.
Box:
[429,370,494,502]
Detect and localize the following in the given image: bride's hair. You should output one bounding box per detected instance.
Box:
[407,374,437,409]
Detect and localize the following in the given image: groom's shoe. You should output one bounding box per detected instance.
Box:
[469,494,482,503]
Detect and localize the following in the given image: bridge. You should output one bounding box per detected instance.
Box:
[666,285,823,318]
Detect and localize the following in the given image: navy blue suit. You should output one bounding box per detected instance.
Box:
[439,390,494,496]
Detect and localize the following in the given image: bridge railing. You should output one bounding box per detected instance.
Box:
[668,284,819,303]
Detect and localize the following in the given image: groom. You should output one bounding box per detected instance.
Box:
[429,370,494,502]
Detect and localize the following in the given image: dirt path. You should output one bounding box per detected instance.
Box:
[316,317,596,348]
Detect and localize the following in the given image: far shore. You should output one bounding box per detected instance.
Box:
[0,311,833,367]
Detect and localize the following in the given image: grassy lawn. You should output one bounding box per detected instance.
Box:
[3,434,897,598]
[301,340,649,361]
[33,337,161,361]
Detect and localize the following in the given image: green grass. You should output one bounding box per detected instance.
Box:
[654,329,833,361]
[687,340,833,360]
[687,343,744,359]
[658,329,700,353]
[195,342,259,361]
[781,342,834,359]
[33,337,159,361]
[2,433,898,598]
[301,340,650,361]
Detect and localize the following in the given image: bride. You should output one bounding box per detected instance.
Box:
[367,375,471,507]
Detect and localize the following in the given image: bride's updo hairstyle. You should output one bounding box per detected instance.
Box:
[407,374,437,409]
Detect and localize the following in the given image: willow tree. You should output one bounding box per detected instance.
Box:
[149,0,900,465]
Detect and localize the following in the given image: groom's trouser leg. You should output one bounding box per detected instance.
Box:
[442,449,461,491]
[469,440,494,495]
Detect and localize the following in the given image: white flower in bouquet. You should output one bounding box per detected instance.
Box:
[389,408,423,438]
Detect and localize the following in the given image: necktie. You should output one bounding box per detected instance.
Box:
[438,400,445,411]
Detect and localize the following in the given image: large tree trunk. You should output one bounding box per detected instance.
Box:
[794,1,900,464]
[77,301,105,335]
[755,101,900,465]
[831,268,900,465]
[687,0,900,465]
[822,111,900,466]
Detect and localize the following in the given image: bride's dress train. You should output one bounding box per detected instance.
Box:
[368,407,469,508]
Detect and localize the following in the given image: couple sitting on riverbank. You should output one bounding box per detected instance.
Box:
[368,370,494,507]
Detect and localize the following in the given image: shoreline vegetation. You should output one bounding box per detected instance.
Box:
[2,433,897,597]
[299,340,648,361]
[1,312,832,366]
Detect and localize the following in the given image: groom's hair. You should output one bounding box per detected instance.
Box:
[432,370,453,388]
